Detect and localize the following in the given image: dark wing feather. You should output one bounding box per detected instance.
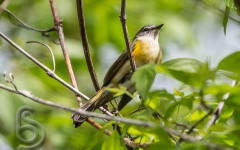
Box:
[102,50,129,86]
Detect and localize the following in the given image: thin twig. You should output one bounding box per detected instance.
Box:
[2,8,55,33]
[0,0,10,15]
[3,72,17,91]
[26,41,56,72]
[119,0,136,71]
[1,7,59,44]
[49,0,82,106]
[76,0,100,91]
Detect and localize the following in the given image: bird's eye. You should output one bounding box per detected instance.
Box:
[143,27,150,31]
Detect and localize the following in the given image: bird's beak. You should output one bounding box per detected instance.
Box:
[155,24,164,30]
[153,24,163,40]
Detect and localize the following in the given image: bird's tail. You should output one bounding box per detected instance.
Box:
[72,88,112,128]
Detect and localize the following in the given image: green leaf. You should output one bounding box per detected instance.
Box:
[180,93,197,110]
[131,64,156,100]
[225,0,237,9]
[204,84,240,96]
[101,130,126,150]
[210,124,240,133]
[84,129,105,150]
[147,90,175,111]
[127,126,172,150]
[145,96,161,110]
[164,101,180,119]
[162,58,203,71]
[184,110,207,122]
[226,95,240,112]
[174,88,184,97]
[223,5,230,35]
[148,127,173,150]
[156,65,202,87]
[148,90,175,101]
[217,51,240,76]
[220,106,234,120]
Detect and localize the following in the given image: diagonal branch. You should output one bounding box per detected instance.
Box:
[49,0,82,106]
[119,0,136,72]
[76,0,100,91]
[0,0,10,15]
[0,83,156,127]
[1,7,59,44]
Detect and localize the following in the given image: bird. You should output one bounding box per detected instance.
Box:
[72,24,164,127]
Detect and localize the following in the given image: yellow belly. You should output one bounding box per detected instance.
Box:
[132,38,162,66]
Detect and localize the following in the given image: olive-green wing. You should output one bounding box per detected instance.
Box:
[102,50,129,87]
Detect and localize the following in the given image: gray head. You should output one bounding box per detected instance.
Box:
[134,24,164,41]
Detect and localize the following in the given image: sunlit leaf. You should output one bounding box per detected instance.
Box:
[210,124,240,133]
[204,84,240,96]
[184,110,207,122]
[220,106,234,120]
[131,64,156,100]
[174,88,184,97]
[225,0,237,9]
[218,51,240,76]
[145,96,161,110]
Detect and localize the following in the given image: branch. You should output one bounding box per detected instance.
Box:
[1,8,59,44]
[119,0,136,72]
[0,0,10,15]
[76,0,100,91]
[0,83,234,150]
[0,83,156,127]
[4,8,55,33]
[26,41,56,72]
[49,0,82,106]
[164,127,234,150]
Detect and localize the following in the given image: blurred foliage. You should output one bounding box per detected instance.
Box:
[0,0,240,149]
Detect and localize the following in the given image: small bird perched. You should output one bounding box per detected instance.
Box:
[72,24,164,127]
